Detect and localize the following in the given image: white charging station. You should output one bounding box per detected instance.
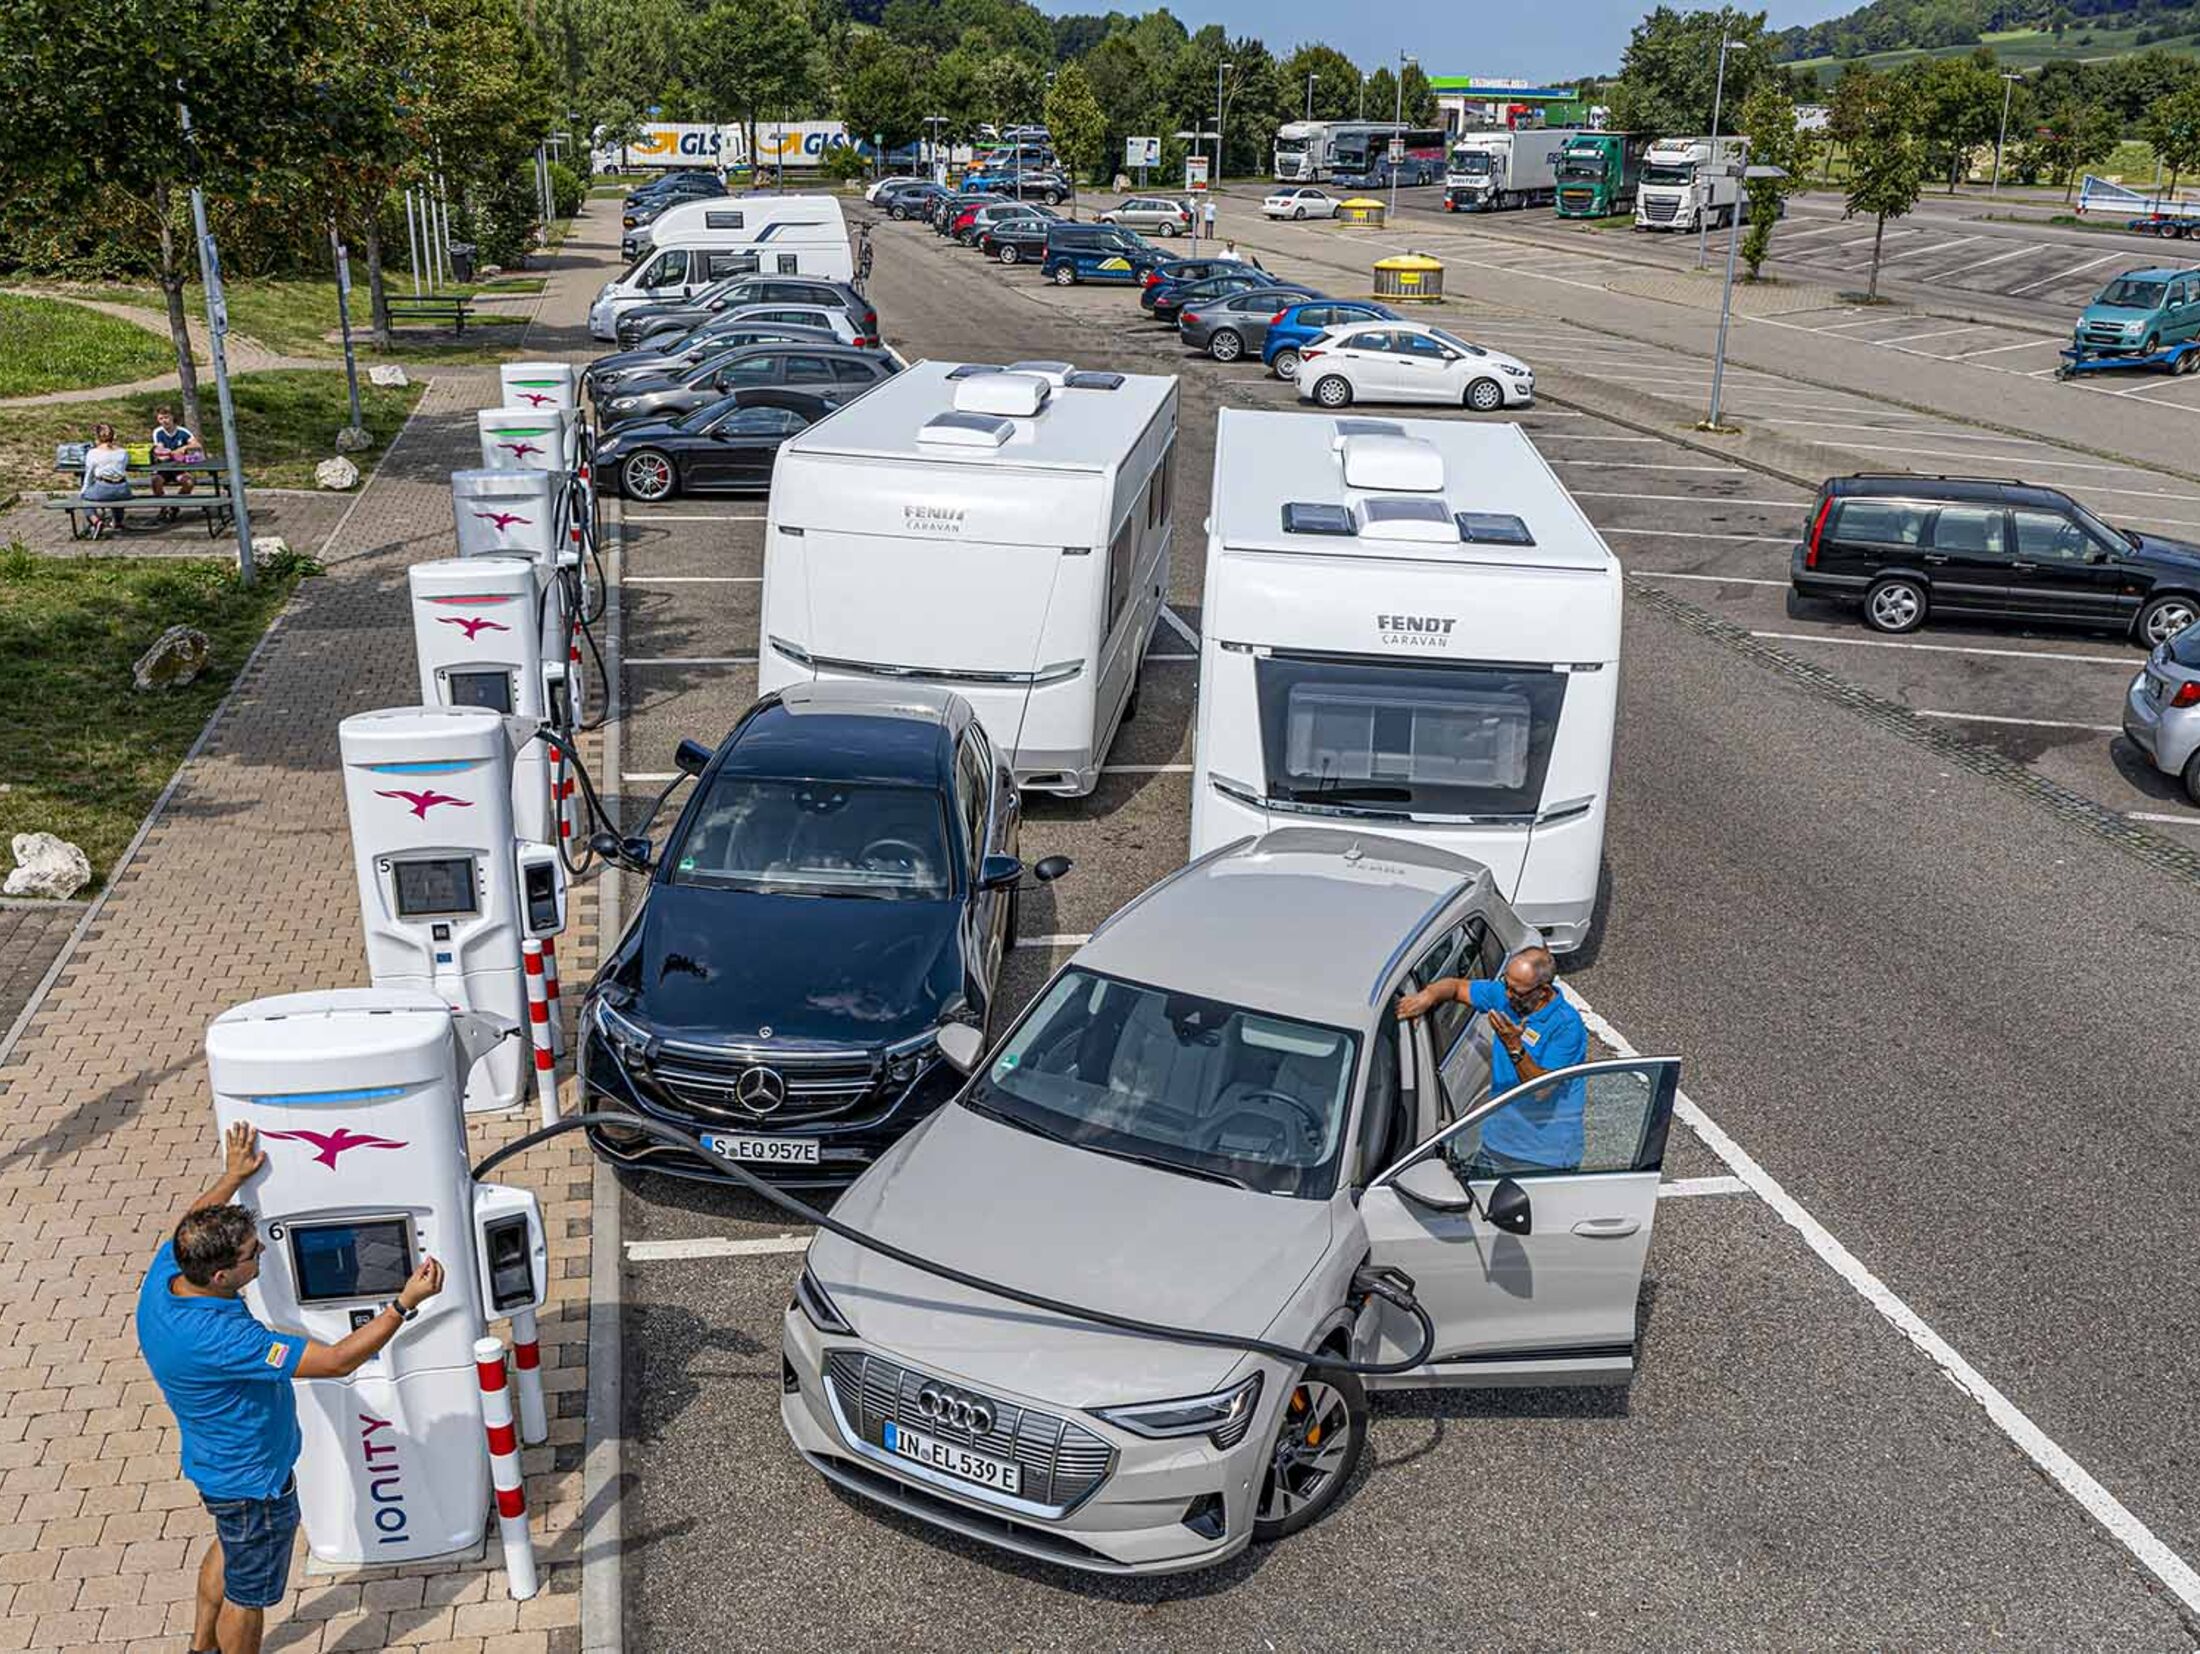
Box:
[338,707,566,1113]
[478,408,578,475]
[405,558,560,848]
[206,987,548,1568]
[498,362,578,414]
[450,469,585,733]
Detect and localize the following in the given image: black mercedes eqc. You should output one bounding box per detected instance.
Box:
[579,684,1067,1185]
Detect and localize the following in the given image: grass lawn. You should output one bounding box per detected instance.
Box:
[1785,26,2200,85]
[0,294,175,398]
[1,370,423,495]
[0,545,308,890]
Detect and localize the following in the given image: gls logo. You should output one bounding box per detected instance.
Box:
[1377,613,1458,649]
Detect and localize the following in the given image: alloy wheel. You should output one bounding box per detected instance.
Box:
[1272,348,1301,381]
[1313,374,1351,408]
[1210,330,1243,362]
[1467,377,1504,412]
[624,452,674,501]
[1256,1381,1354,1526]
[2141,596,2197,647]
[1866,579,1925,633]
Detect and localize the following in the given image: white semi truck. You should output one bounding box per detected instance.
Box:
[1633,135,1748,231]
[1443,128,1590,212]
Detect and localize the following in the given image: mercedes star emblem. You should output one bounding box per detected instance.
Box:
[733,1066,787,1115]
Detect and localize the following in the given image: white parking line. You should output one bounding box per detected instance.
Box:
[1657,1175,1751,1198]
[1955,241,2054,277]
[2007,250,2126,297]
[1530,433,1664,444]
[1952,337,2067,359]
[625,1235,810,1262]
[1879,236,1984,267]
[1810,314,1919,333]
[1562,985,2200,1616]
[624,655,758,667]
[1632,571,1787,587]
[1550,461,1747,475]
[1103,763,1192,774]
[1575,492,1806,508]
[1875,324,1996,347]
[1913,709,2122,734]
[1750,631,2137,666]
[622,772,676,783]
[1600,528,1787,543]
[2131,810,2200,827]
[621,512,767,522]
[1147,652,1197,663]
[1161,605,1201,648]
[623,576,761,584]
[1014,932,1091,949]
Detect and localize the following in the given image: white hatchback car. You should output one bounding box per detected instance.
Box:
[1296,321,1534,412]
[1262,186,1340,220]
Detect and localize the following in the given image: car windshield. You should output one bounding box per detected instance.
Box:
[2097,277,2168,309]
[1428,327,1486,357]
[667,776,952,899]
[674,395,741,429]
[964,969,1359,1197]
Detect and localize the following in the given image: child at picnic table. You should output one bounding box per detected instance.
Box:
[149,406,204,522]
[80,422,133,539]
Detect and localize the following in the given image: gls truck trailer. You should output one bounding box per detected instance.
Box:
[1443,128,1592,212]
[1190,411,1622,953]
[1634,136,1749,231]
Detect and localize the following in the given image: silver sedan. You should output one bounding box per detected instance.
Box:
[2122,621,2200,803]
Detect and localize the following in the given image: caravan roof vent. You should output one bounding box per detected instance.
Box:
[1339,433,1445,494]
[1456,512,1535,547]
[1330,419,1406,455]
[953,372,1052,418]
[1064,371,1125,390]
[945,363,1005,380]
[1355,495,1457,544]
[1281,501,1357,537]
[918,411,1015,449]
[1007,359,1076,386]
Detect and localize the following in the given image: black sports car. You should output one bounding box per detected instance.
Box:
[579,684,1069,1185]
[596,388,831,500]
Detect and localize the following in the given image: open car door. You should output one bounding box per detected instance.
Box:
[1353,1056,1680,1391]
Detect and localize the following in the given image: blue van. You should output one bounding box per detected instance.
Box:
[1042,223,1163,286]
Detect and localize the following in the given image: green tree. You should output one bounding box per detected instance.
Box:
[1400,61,1438,128]
[1736,79,1807,279]
[2027,95,2122,200]
[976,50,1047,127]
[1832,68,1923,300]
[596,98,648,173]
[1609,6,1773,138]
[695,0,820,179]
[1279,44,1361,122]
[1363,65,1398,124]
[1045,61,1106,186]
[834,35,928,154]
[1908,51,2006,191]
[2141,82,2200,195]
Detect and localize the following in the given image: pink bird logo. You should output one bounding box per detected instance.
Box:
[498,441,544,461]
[517,392,557,407]
[473,510,531,531]
[376,788,473,819]
[437,615,510,641]
[262,1127,408,1169]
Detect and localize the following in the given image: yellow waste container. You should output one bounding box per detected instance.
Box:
[1373,252,1445,302]
[1336,197,1387,228]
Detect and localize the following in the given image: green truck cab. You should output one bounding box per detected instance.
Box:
[2072,267,2200,357]
[1555,133,1654,218]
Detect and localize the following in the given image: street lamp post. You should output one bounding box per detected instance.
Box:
[1705,163,1787,431]
[1306,73,1317,121]
[1215,61,1232,191]
[1991,72,2023,195]
[1390,52,1416,222]
[1699,33,1738,270]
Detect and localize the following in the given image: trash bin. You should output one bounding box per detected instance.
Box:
[1373,252,1444,303]
[449,241,478,282]
[1336,197,1387,228]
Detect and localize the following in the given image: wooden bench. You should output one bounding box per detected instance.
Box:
[42,493,235,540]
[385,295,475,334]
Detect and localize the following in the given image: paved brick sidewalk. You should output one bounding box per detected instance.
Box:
[0,208,619,1652]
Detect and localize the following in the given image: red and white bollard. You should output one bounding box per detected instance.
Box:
[510,1307,549,1445]
[540,935,565,1058]
[474,1338,540,1601]
[522,940,558,1128]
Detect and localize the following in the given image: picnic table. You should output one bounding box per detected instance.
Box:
[45,454,236,540]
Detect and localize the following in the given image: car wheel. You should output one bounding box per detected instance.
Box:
[1272,346,1302,381]
[1293,205,1307,220]
[1863,576,1928,634]
[1465,377,1505,412]
[2185,748,2200,808]
[1045,191,1064,206]
[1209,329,1245,363]
[622,450,675,502]
[1000,244,1021,265]
[2178,345,2200,374]
[890,205,908,221]
[1312,373,1353,408]
[1052,265,1076,286]
[1251,1366,1366,1544]
[2136,592,2198,648]
[2144,333,2161,355]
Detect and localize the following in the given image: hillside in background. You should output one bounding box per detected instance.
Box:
[1773,0,2200,68]
[1780,21,2200,82]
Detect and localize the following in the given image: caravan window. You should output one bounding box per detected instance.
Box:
[703,251,759,280]
[1105,514,1137,632]
[1253,654,1568,819]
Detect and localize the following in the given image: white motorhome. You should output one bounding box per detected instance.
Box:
[589,195,852,339]
[1443,127,1591,212]
[1634,135,1748,231]
[1189,411,1621,953]
[759,359,1178,797]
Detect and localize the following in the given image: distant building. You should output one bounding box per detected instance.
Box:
[1429,76,1583,136]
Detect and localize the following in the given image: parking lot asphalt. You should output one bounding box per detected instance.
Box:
[604,203,2200,1649]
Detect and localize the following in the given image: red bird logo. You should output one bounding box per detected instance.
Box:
[517,392,557,408]
[261,1127,408,1169]
[473,510,530,532]
[498,441,544,461]
[376,788,473,818]
[437,616,510,641]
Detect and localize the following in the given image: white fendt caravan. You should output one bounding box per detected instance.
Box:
[1190,411,1621,952]
[760,359,1178,796]
[588,195,852,339]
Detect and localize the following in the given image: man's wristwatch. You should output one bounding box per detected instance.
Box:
[385,1300,419,1324]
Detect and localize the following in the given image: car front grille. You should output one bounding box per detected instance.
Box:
[644,1043,879,1123]
[825,1350,1114,1514]
[2079,323,2139,349]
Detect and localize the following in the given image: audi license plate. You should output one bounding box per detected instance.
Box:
[700,1133,820,1166]
[882,1422,1021,1495]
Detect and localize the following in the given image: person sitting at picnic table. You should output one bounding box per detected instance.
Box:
[149,406,204,522]
[81,422,133,539]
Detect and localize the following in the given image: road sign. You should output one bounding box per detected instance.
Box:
[1388,137,1405,163]
[1125,136,1161,169]
[1185,154,1210,191]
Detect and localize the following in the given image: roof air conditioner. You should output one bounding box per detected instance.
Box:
[953,372,1052,417]
[1339,433,1445,493]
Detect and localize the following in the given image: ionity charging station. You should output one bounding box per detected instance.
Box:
[206,987,549,1574]
[451,465,587,734]
[337,707,566,1114]
[498,361,579,414]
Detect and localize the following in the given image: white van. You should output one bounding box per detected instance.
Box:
[760,359,1178,796]
[1189,411,1621,952]
[590,195,852,339]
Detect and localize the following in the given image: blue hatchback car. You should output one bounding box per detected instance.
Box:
[1262,298,1401,381]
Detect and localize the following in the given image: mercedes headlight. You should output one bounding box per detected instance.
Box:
[884,1028,940,1085]
[1093,1372,1263,1448]
[591,997,652,1057]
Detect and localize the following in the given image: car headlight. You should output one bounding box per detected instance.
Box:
[1501,364,1529,377]
[793,1266,854,1335]
[883,1027,940,1085]
[610,397,639,409]
[591,996,652,1058]
[1093,1372,1263,1448]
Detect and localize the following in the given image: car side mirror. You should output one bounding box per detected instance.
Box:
[1485,1176,1533,1236]
[673,737,713,776]
[1392,1156,1476,1214]
[936,1022,985,1074]
[1032,854,1071,883]
[978,853,1023,890]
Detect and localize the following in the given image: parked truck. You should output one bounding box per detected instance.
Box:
[1554,132,1653,219]
[1443,127,1593,212]
[1633,135,1748,231]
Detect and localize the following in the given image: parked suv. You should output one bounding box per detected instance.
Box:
[614,276,877,351]
[1790,474,2200,646]
[1097,196,1194,236]
[2072,267,2200,358]
[1041,222,1163,285]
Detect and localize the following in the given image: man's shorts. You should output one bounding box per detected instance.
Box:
[200,1474,300,1609]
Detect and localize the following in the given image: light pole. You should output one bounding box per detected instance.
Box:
[176,98,255,583]
[1390,51,1416,222]
[1306,72,1317,121]
[1698,33,1738,270]
[1991,72,2023,195]
[1704,162,1787,431]
[1215,60,1232,190]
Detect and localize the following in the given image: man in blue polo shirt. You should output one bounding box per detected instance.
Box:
[138,1123,443,1654]
[1396,944,1590,1175]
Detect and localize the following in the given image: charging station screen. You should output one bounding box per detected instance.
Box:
[289,1220,415,1303]
[393,858,478,918]
[448,669,515,714]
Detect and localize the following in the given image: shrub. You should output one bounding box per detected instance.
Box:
[821,145,869,184]
[548,161,585,219]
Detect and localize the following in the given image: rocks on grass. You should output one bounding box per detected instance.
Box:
[315,456,360,491]
[4,832,91,900]
[131,624,211,691]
